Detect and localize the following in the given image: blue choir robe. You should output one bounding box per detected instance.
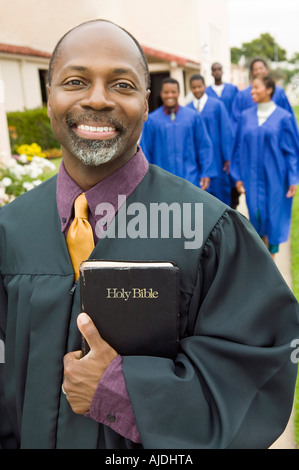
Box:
[187,96,234,205]
[140,106,216,187]
[231,84,296,134]
[231,104,299,246]
[206,83,239,115]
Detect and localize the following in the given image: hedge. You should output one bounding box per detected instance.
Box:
[7,107,60,152]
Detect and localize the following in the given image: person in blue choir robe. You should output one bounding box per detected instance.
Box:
[206,64,241,208]
[231,75,299,260]
[206,63,239,115]
[231,58,296,133]
[140,77,215,190]
[186,74,234,206]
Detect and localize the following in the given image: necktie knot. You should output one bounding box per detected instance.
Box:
[74,193,89,219]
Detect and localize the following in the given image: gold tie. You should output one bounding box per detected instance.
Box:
[66,193,95,281]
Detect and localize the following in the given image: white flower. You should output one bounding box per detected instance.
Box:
[2,177,12,187]
[22,182,34,191]
[18,154,28,164]
[29,168,43,178]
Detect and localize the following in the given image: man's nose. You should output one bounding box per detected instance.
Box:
[80,83,115,110]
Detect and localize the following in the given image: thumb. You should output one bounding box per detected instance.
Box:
[77,312,102,352]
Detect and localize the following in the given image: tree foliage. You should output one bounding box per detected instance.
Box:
[231,32,287,64]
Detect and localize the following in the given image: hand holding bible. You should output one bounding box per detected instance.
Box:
[62,313,118,415]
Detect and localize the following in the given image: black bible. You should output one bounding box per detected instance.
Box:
[79,260,180,359]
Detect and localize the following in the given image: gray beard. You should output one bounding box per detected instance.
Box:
[69,134,124,167]
[65,113,126,167]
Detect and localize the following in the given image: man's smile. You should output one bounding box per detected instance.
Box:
[75,123,119,140]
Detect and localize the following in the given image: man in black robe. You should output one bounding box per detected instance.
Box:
[0,19,298,449]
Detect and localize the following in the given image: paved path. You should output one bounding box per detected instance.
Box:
[270,240,296,449]
[237,195,297,449]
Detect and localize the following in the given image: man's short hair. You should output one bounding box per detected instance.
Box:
[47,19,151,90]
[161,77,180,91]
[189,74,205,85]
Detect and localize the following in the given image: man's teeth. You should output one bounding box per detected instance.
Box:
[77,124,115,132]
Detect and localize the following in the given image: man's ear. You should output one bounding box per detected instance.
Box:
[144,89,151,122]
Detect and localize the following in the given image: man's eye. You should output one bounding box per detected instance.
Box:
[65,79,84,86]
[116,82,133,89]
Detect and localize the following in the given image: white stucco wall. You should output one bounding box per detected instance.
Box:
[0,0,230,109]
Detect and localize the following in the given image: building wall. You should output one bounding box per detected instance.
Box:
[0,0,202,61]
[196,0,231,85]
[0,0,230,110]
[0,55,49,111]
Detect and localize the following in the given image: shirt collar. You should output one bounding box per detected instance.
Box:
[163,104,180,116]
[193,93,208,111]
[56,146,149,240]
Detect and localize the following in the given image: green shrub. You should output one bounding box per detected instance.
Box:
[7,107,60,152]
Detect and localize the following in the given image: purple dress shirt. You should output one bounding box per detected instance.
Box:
[56,147,148,444]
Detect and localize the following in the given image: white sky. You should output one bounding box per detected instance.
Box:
[228,0,299,58]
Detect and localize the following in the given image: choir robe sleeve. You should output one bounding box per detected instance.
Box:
[280,115,299,186]
[230,117,243,182]
[122,209,299,449]
[0,276,18,449]
[218,100,234,164]
[139,120,155,163]
[231,91,247,134]
[194,114,216,178]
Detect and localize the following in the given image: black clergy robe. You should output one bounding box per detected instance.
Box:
[0,163,298,449]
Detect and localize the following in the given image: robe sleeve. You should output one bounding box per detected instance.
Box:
[218,101,234,163]
[231,91,244,134]
[122,209,299,449]
[0,275,18,449]
[194,115,216,178]
[280,115,299,186]
[230,117,243,182]
[139,120,154,163]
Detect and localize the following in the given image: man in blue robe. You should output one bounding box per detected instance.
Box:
[139,78,215,190]
[206,64,241,208]
[206,62,239,116]
[187,74,234,206]
[231,58,296,132]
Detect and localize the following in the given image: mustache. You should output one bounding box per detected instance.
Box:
[66,113,126,133]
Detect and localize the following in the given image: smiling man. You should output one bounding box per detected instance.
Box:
[0,20,298,450]
[47,20,150,188]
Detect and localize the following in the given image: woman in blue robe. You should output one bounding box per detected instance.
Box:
[231,58,296,133]
[140,78,216,189]
[187,74,234,206]
[231,75,299,259]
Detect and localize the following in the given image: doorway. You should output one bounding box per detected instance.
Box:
[148,72,170,112]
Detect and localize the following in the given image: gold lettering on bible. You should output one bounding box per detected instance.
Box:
[106,288,159,301]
